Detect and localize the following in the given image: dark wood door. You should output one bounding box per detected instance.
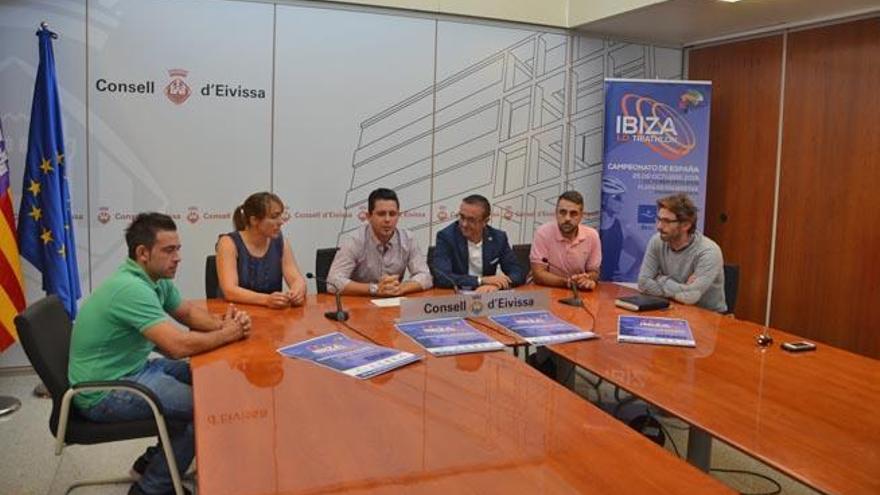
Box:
[771,18,880,358]
[688,35,783,325]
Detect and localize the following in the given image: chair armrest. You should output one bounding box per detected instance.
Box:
[55,379,183,491]
[70,380,166,416]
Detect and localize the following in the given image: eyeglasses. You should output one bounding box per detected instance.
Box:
[458,213,487,225]
[655,216,680,225]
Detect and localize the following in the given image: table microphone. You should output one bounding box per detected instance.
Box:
[306,273,349,322]
[541,257,584,307]
[756,328,773,347]
[430,265,462,294]
[432,265,520,342]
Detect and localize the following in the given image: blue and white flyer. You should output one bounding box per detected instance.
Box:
[617,315,695,347]
[396,317,505,356]
[489,311,596,346]
[277,332,422,379]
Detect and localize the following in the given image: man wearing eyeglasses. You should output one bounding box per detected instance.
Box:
[638,193,727,313]
[432,194,525,293]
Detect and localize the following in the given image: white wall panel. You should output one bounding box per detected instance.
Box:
[273,5,436,282]
[433,22,570,243]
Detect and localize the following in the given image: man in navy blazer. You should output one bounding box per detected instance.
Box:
[432,195,526,293]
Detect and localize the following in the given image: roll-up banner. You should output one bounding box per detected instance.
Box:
[599,79,711,282]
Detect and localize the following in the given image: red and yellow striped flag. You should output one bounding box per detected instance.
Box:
[0,119,26,352]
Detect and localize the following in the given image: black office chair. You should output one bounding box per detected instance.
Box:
[205,254,220,298]
[315,247,340,294]
[426,245,437,281]
[512,243,532,283]
[14,296,185,495]
[723,264,740,316]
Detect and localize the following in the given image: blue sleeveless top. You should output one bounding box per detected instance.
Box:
[225,231,284,294]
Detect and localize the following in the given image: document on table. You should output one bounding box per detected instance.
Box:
[371,297,404,307]
[396,317,505,356]
[489,310,596,346]
[617,315,695,347]
[277,332,422,379]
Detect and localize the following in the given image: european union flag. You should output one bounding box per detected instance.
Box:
[18,26,81,318]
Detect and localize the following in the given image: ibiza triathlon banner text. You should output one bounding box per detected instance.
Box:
[599,79,712,282]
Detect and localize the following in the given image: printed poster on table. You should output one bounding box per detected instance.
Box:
[489,311,596,346]
[277,332,421,379]
[396,317,505,356]
[617,315,695,347]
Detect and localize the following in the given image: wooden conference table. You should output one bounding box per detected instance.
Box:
[190,291,731,495]
[544,283,880,495]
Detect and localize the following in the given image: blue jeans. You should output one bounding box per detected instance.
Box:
[80,358,193,494]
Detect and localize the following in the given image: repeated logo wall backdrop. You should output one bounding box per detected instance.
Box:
[1,0,682,364]
[85,0,274,299]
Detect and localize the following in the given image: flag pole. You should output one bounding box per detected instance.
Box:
[26,20,62,401]
[39,21,58,39]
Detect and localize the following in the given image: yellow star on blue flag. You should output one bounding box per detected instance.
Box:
[39,157,54,174]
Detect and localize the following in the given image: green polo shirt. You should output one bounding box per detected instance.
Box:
[68,258,182,409]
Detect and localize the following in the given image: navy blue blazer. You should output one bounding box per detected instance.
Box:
[432,222,526,289]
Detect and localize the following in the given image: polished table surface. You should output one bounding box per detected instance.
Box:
[545,283,880,495]
[190,293,731,495]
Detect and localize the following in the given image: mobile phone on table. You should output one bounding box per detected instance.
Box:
[781,341,816,353]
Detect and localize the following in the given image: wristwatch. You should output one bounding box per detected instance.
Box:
[477,276,483,286]
[369,283,379,296]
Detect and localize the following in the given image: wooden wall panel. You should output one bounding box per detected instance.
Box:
[772,18,880,358]
[688,36,782,325]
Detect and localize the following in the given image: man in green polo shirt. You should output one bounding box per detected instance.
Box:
[69,212,251,495]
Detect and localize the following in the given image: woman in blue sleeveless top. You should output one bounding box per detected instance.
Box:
[216,192,307,308]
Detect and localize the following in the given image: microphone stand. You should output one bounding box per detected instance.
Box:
[539,258,598,331]
[431,265,462,294]
[305,273,387,345]
[756,327,773,347]
[541,257,584,307]
[306,273,349,322]
[432,265,521,347]
[559,279,584,307]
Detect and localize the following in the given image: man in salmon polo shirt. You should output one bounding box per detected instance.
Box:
[529,190,602,290]
[528,190,601,382]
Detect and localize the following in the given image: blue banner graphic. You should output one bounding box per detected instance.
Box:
[599,79,711,282]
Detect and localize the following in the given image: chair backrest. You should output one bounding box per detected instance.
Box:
[205,255,220,298]
[15,296,73,435]
[426,245,435,269]
[512,243,532,272]
[315,248,340,294]
[723,264,740,315]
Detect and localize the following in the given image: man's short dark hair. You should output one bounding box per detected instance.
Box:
[125,212,177,259]
[367,188,399,213]
[657,193,698,234]
[557,190,584,208]
[461,194,491,219]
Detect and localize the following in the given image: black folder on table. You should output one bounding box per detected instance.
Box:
[614,294,670,312]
